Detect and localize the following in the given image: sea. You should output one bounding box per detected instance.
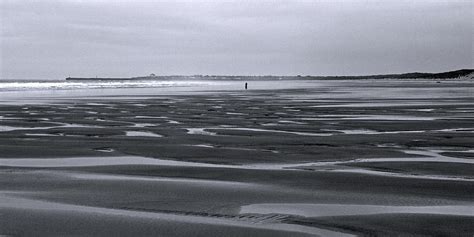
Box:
[0,78,472,104]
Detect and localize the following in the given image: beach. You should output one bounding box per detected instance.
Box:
[1,79,473,236]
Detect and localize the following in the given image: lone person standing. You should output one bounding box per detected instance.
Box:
[245,82,248,90]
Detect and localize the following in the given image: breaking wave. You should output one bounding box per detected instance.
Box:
[0,80,221,92]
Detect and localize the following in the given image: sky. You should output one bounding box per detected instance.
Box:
[1,0,472,79]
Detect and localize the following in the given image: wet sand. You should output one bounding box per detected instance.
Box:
[1,80,473,236]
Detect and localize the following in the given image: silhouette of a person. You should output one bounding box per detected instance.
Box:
[245,82,248,90]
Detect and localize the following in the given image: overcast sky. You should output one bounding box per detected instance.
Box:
[1,0,472,79]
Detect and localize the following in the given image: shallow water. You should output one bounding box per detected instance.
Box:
[301,115,440,121]
[213,127,333,136]
[0,156,216,168]
[2,149,471,183]
[130,123,157,128]
[1,79,473,104]
[0,156,314,170]
[68,172,264,188]
[125,131,163,138]
[186,128,217,136]
[186,127,333,137]
[0,123,103,132]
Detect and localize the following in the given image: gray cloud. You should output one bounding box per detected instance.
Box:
[1,0,472,79]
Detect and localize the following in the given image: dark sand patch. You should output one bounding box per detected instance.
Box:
[440,151,474,159]
[2,206,315,237]
[285,214,474,236]
[344,161,474,178]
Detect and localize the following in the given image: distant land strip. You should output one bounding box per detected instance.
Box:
[65,69,473,81]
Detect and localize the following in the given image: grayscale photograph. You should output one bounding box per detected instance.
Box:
[1,0,473,236]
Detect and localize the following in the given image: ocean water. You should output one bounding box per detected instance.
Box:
[0,80,220,91]
[0,79,314,103]
[0,78,473,104]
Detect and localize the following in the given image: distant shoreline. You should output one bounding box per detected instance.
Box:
[65,69,473,81]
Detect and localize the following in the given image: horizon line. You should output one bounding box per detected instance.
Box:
[1,68,472,80]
